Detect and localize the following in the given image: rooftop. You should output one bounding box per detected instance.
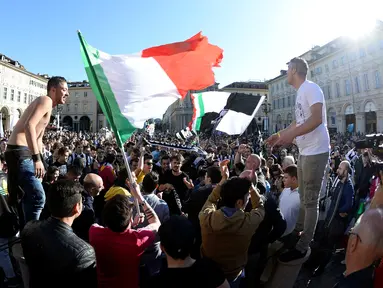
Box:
[68,80,90,88]
[223,81,268,90]
[0,53,50,80]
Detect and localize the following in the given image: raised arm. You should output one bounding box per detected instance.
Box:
[128,181,161,232]
[199,160,230,224]
[134,147,146,177]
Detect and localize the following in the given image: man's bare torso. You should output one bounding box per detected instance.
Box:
[8,96,52,148]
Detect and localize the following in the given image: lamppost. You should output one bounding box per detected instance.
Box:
[262,99,272,134]
[56,104,63,130]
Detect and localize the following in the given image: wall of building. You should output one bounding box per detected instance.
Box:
[58,82,106,132]
[269,26,383,134]
[0,58,48,131]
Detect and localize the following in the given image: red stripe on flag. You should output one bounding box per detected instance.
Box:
[141,32,223,97]
[189,93,197,129]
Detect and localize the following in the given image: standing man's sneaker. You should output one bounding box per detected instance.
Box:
[5,277,20,288]
[279,248,307,262]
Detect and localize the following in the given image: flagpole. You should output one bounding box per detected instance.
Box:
[77,30,140,214]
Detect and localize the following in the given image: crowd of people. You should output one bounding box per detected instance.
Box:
[0,61,383,288]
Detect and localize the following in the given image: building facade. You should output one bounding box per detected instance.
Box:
[0,53,49,132]
[58,81,107,132]
[269,23,383,134]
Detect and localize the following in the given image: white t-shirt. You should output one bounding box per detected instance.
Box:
[295,80,330,156]
[279,187,300,237]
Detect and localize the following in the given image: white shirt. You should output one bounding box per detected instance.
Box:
[279,187,300,237]
[295,80,330,156]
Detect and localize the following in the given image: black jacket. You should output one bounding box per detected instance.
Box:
[72,191,96,242]
[247,195,286,255]
[184,184,215,259]
[21,217,97,288]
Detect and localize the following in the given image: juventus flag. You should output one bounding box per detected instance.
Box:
[214,93,265,135]
[176,127,197,140]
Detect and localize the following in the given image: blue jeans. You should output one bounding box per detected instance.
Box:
[0,237,16,279]
[18,158,45,222]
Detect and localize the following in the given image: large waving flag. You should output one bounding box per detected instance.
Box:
[215,93,265,135]
[190,91,231,131]
[78,31,223,146]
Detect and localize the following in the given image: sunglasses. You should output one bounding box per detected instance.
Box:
[145,162,153,166]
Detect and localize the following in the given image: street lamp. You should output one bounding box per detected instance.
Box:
[261,99,272,133]
[56,104,63,130]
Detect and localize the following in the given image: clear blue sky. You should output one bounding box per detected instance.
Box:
[1,0,382,87]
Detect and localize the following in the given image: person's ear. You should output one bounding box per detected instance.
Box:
[73,201,81,216]
[236,199,244,208]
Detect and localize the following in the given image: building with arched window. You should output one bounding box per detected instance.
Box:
[269,21,383,134]
[0,53,48,132]
[57,81,107,132]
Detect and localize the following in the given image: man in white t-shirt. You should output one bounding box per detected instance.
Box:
[279,164,300,237]
[266,57,330,262]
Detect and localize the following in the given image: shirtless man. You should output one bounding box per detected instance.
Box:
[5,76,69,223]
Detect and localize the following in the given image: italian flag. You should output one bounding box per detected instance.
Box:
[78,31,223,147]
[190,91,231,131]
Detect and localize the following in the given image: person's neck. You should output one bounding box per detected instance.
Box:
[340,176,348,183]
[167,255,196,268]
[172,170,181,176]
[49,95,58,108]
[345,256,374,277]
[292,78,306,90]
[53,216,75,227]
[289,184,298,190]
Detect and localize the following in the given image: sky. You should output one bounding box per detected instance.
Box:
[1,0,382,88]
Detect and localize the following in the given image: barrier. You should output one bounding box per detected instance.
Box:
[266,247,311,288]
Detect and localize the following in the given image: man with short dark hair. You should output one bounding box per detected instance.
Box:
[53,146,70,176]
[150,216,230,288]
[98,153,116,191]
[154,155,170,178]
[21,180,96,288]
[5,76,69,223]
[184,166,222,258]
[159,154,194,204]
[139,172,170,277]
[279,164,300,237]
[199,161,265,286]
[266,57,330,262]
[89,181,161,288]
[135,148,154,184]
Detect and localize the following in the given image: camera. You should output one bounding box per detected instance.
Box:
[354,134,383,173]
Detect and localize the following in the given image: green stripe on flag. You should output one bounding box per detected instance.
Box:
[78,32,136,146]
[195,93,205,131]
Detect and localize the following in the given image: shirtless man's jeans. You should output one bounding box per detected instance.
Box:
[5,146,45,224]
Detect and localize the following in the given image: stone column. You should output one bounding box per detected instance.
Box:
[377,110,383,133]
[336,114,346,133]
[355,112,365,134]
